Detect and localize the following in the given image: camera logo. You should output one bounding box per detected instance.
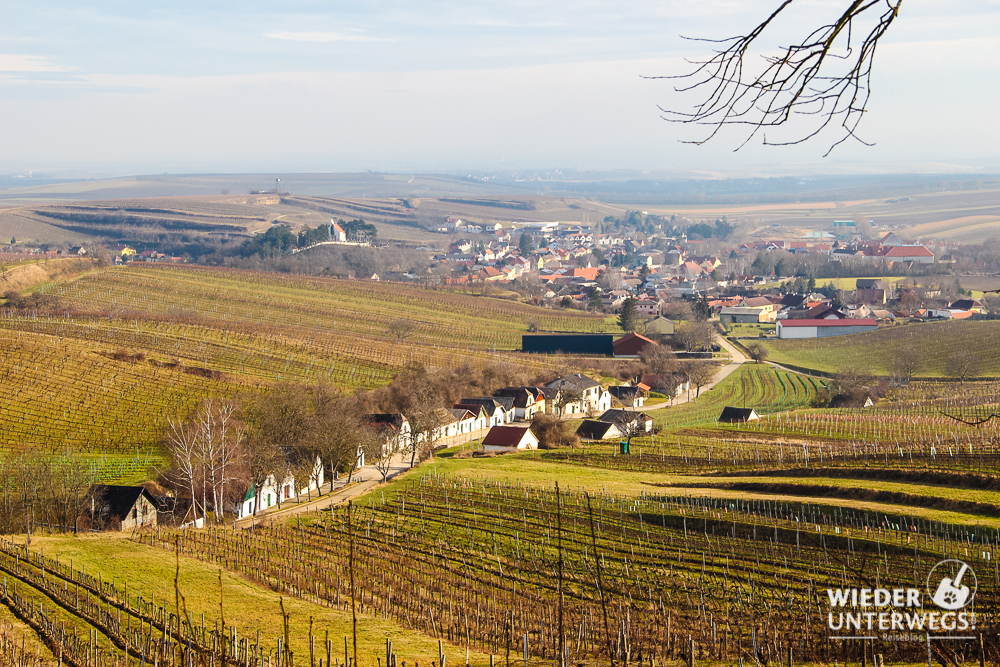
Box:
[928,560,976,611]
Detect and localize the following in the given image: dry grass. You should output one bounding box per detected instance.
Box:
[15,533,495,667]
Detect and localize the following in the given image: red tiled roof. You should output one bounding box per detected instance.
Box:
[482,425,534,447]
[881,246,933,257]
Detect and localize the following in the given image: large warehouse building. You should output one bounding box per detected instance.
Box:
[775,318,878,339]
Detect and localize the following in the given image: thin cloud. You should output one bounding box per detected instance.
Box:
[0,54,75,72]
[264,31,393,43]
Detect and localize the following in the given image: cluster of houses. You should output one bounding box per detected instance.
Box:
[114,244,185,263]
[423,220,951,324]
[717,280,990,339]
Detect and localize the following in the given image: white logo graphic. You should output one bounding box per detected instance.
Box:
[928,560,976,611]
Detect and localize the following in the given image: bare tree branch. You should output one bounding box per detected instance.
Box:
[651,0,903,155]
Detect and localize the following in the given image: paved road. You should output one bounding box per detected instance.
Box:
[627,333,747,411]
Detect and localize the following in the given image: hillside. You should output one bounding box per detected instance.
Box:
[760,319,1000,376]
[0,265,614,459]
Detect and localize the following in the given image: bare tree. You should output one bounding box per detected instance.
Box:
[369,428,401,483]
[163,417,205,523]
[530,414,578,449]
[685,361,720,397]
[45,454,98,533]
[239,429,285,516]
[675,321,714,352]
[613,415,648,449]
[889,347,921,385]
[405,407,448,468]
[552,387,583,417]
[654,0,904,154]
[946,349,981,383]
[745,341,769,364]
[639,345,679,375]
[386,318,416,342]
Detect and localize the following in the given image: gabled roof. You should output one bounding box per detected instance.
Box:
[718,407,759,422]
[805,304,844,319]
[449,408,476,421]
[597,409,651,426]
[949,299,983,310]
[576,420,619,440]
[880,245,933,258]
[494,387,545,408]
[608,385,641,398]
[88,485,152,520]
[546,374,601,391]
[482,425,535,447]
[459,397,508,416]
[779,293,806,308]
[431,407,459,424]
[365,413,408,430]
[453,403,488,418]
[613,332,657,348]
[741,296,774,308]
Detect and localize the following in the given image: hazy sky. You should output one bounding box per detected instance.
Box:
[2,0,998,176]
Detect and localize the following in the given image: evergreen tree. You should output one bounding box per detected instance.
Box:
[618,297,639,333]
[518,233,534,255]
[693,295,712,320]
[588,287,603,311]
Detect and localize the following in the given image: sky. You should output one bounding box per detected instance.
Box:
[1,0,999,177]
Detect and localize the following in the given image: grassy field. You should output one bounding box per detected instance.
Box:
[761,319,1000,376]
[13,533,494,667]
[722,322,775,337]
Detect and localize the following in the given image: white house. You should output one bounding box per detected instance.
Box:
[236,455,326,519]
[365,414,411,453]
[545,375,611,416]
[493,387,546,420]
[482,425,539,452]
[457,398,510,426]
[330,220,347,242]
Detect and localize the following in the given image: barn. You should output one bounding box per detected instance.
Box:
[522,334,614,356]
[612,333,658,358]
[87,485,157,531]
[775,319,878,339]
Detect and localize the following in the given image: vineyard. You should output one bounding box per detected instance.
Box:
[641,365,827,430]
[45,265,616,351]
[123,474,999,667]
[0,330,231,455]
[0,264,618,464]
[761,320,1000,377]
[0,534,485,667]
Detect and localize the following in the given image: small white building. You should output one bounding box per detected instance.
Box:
[776,318,878,339]
[236,455,325,519]
[482,425,539,452]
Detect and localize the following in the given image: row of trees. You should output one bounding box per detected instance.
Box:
[161,361,550,519]
[161,386,390,522]
[0,452,98,538]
